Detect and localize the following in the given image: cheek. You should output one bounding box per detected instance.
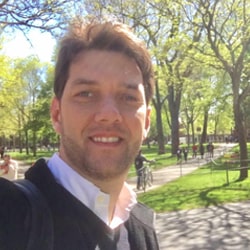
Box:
[144,108,151,137]
[132,111,150,140]
[136,108,151,140]
[60,106,93,135]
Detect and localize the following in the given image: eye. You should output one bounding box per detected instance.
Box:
[120,92,145,107]
[123,94,138,102]
[74,90,95,103]
[78,91,93,98]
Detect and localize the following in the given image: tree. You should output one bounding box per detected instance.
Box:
[0,0,79,35]
[188,0,250,179]
[180,65,232,145]
[17,56,51,156]
[0,56,50,155]
[147,1,204,154]
[0,54,18,146]
[34,63,57,150]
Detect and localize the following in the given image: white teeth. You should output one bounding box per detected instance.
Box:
[93,137,119,143]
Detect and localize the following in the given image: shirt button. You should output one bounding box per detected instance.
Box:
[97,195,105,203]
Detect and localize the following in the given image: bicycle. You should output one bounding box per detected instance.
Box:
[138,161,154,192]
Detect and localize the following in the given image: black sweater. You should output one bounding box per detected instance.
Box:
[0,159,159,250]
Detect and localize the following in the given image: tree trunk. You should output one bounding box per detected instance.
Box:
[156,104,165,154]
[171,116,179,155]
[168,85,182,155]
[191,121,195,144]
[200,109,208,144]
[153,80,165,154]
[234,101,248,180]
[25,129,29,155]
[32,129,37,157]
[186,122,191,146]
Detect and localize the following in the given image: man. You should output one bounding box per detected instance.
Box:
[176,147,182,161]
[134,150,152,190]
[0,154,18,180]
[192,144,197,158]
[0,18,159,250]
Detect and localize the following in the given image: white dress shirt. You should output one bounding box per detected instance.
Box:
[0,159,18,180]
[47,153,137,229]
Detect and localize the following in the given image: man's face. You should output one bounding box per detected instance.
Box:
[3,156,9,164]
[51,50,151,181]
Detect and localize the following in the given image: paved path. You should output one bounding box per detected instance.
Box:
[127,143,233,192]
[156,201,250,250]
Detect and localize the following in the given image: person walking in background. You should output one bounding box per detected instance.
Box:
[192,144,198,158]
[183,147,188,162]
[176,147,182,162]
[207,142,214,158]
[199,143,205,159]
[0,154,18,180]
[0,17,159,250]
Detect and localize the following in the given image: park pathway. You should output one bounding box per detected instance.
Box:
[156,200,250,250]
[127,143,235,192]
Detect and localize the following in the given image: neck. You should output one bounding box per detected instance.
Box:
[91,174,127,223]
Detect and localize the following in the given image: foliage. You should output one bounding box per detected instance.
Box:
[0,0,247,160]
[0,54,56,154]
[187,0,250,179]
[0,0,80,35]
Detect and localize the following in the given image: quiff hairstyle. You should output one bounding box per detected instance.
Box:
[54,18,154,105]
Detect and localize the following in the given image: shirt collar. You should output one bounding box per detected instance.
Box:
[47,153,137,229]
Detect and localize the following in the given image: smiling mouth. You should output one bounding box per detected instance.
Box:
[92,137,120,143]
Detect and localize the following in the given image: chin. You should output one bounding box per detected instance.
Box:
[86,166,129,181]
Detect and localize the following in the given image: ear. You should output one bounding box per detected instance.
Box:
[50,97,62,134]
[143,106,151,139]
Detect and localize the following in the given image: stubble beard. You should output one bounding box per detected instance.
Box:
[60,134,141,181]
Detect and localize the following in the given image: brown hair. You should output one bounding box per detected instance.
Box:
[54,18,154,105]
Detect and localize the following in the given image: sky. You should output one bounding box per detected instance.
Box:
[2,29,56,63]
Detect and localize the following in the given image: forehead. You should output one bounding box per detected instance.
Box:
[70,50,143,82]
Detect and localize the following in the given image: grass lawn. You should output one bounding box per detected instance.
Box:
[138,165,250,213]
[10,150,55,165]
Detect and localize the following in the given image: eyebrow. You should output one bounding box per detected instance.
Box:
[71,78,141,90]
[71,78,98,85]
[123,82,139,91]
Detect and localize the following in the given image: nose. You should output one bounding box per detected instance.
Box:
[95,98,122,124]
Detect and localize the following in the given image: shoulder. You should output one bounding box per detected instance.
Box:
[0,178,30,249]
[130,202,156,229]
[0,177,30,218]
[0,177,22,197]
[126,202,159,249]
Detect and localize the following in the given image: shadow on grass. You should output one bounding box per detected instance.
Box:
[139,180,250,213]
[199,186,221,207]
[139,185,223,212]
